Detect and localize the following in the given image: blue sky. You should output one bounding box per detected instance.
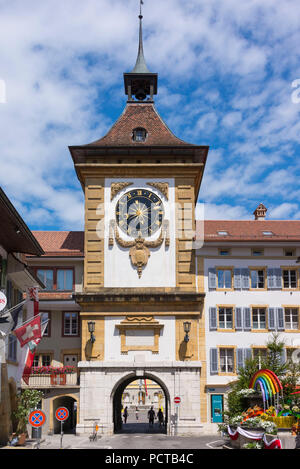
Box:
[0,0,300,230]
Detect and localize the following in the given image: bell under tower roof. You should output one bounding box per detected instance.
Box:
[124,2,157,102]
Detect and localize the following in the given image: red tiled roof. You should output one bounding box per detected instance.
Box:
[198,220,300,242]
[86,102,193,147]
[30,231,84,257]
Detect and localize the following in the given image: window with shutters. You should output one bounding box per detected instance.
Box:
[219,348,235,374]
[216,268,233,290]
[252,307,267,330]
[284,307,299,330]
[253,348,267,368]
[282,269,297,289]
[218,306,234,330]
[250,268,266,289]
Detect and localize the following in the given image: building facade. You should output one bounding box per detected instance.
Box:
[0,187,44,444]
[24,231,84,435]
[197,213,300,424]
[68,13,209,436]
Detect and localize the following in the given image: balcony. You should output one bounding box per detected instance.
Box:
[21,366,79,388]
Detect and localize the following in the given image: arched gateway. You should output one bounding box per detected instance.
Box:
[71,8,208,437]
[112,372,170,434]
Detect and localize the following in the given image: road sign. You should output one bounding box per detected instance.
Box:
[28,410,46,428]
[0,292,7,312]
[174,396,181,404]
[55,407,69,422]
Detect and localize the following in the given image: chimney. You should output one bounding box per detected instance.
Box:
[253,203,267,220]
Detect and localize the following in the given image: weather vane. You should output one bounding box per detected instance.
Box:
[140,0,144,17]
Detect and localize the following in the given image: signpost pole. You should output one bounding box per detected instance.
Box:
[60,421,64,449]
[173,397,181,437]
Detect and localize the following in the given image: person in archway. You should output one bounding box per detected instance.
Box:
[148,406,155,427]
[123,406,128,424]
[157,408,164,428]
[135,406,139,421]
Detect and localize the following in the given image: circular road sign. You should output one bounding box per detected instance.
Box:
[55,407,69,422]
[0,291,7,312]
[28,410,46,428]
[174,396,181,405]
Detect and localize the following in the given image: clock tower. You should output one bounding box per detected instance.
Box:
[69,8,209,435]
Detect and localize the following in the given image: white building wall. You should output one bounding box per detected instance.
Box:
[203,253,300,387]
[104,178,176,288]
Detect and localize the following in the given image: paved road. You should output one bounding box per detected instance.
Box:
[25,409,224,450]
[36,432,223,450]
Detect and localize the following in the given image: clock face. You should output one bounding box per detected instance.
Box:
[116,189,164,238]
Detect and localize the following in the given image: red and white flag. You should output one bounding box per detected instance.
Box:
[17,319,48,385]
[14,315,41,347]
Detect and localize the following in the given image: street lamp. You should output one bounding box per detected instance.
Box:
[183,321,191,343]
[88,321,96,344]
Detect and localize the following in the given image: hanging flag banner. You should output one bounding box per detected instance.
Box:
[14,315,41,348]
[0,302,24,337]
[18,319,49,385]
[27,287,39,316]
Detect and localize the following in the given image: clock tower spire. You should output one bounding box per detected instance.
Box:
[124,1,158,102]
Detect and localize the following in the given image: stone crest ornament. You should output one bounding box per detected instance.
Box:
[109,219,170,278]
[146,182,169,200]
[110,182,133,201]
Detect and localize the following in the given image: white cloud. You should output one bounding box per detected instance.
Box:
[0,0,300,229]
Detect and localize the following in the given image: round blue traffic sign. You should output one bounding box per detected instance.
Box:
[55,407,69,422]
[28,410,46,428]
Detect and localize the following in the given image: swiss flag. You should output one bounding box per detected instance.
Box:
[14,315,41,347]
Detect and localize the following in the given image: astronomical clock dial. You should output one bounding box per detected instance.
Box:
[116,189,164,238]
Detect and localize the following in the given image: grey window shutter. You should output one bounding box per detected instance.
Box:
[277,307,285,331]
[209,307,217,331]
[237,349,244,371]
[235,307,243,330]
[243,307,251,331]
[268,308,276,330]
[234,269,241,289]
[280,348,287,366]
[210,348,218,375]
[267,268,275,289]
[274,268,282,289]
[241,268,250,290]
[0,258,7,289]
[208,268,217,289]
[244,348,252,363]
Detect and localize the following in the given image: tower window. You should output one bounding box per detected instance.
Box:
[132,128,147,142]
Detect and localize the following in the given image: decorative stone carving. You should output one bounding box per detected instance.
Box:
[110,182,133,201]
[147,182,169,200]
[109,220,170,278]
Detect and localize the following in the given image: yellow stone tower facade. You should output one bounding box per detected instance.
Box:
[69,11,209,435]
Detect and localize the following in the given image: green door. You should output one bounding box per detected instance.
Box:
[211,394,223,423]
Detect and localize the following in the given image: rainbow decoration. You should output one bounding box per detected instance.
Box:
[249,369,283,409]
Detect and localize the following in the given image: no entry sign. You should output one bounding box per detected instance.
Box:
[28,410,46,428]
[55,407,69,422]
[174,396,181,404]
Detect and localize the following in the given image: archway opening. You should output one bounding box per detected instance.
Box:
[53,396,77,434]
[113,374,169,434]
